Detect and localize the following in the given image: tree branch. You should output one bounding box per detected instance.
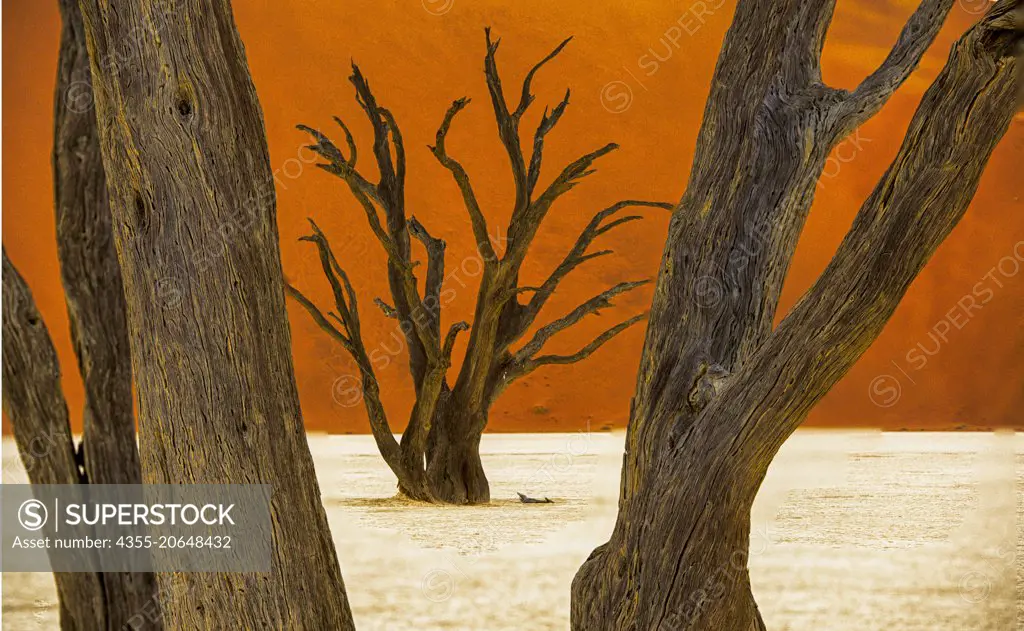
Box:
[834,0,955,133]
[514,37,573,121]
[505,142,619,266]
[509,313,647,383]
[409,216,446,338]
[286,234,405,477]
[512,279,650,364]
[516,201,673,339]
[697,0,1021,483]
[430,97,499,262]
[527,89,571,198]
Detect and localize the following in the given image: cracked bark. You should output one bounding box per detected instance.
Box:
[75,0,354,627]
[571,1,1022,629]
[291,32,669,504]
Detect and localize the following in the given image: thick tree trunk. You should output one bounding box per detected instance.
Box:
[53,0,158,624]
[571,1,1021,628]
[426,395,490,504]
[2,253,106,631]
[76,1,354,628]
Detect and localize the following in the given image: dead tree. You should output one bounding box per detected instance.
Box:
[571,1,1023,629]
[75,0,354,627]
[0,0,158,626]
[289,31,671,504]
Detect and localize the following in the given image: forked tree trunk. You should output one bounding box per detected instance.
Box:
[571,1,1021,629]
[76,0,354,628]
[53,0,158,623]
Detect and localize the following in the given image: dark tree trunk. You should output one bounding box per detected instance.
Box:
[53,0,158,624]
[76,0,354,628]
[426,397,490,504]
[571,1,1022,628]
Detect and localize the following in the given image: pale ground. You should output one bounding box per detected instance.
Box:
[2,430,1021,630]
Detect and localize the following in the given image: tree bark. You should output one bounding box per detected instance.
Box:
[2,252,107,631]
[53,0,158,624]
[425,395,490,504]
[76,0,354,628]
[572,1,1021,628]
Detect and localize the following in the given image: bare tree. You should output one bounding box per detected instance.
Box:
[75,0,354,627]
[570,1,1023,629]
[1,0,158,626]
[290,31,671,504]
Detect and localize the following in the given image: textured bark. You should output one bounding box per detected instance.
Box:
[572,1,1022,629]
[2,252,106,630]
[76,0,354,628]
[291,34,670,504]
[54,0,158,624]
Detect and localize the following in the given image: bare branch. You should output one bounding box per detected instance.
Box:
[374,297,398,319]
[505,142,619,265]
[514,37,573,120]
[350,63,406,233]
[483,28,527,209]
[835,0,955,132]
[442,321,471,365]
[284,284,355,355]
[430,97,499,262]
[511,201,671,339]
[513,279,650,363]
[527,89,571,198]
[333,116,358,166]
[530,313,646,368]
[409,216,446,337]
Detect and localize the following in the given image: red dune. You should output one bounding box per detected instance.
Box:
[3,0,1021,434]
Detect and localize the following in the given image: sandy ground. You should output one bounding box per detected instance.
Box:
[2,430,1020,629]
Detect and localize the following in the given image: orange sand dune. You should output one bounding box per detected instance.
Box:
[3,0,1021,433]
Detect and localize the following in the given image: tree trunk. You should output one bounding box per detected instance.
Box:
[2,252,107,631]
[76,1,354,628]
[571,1,1021,628]
[426,395,490,504]
[53,0,159,624]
